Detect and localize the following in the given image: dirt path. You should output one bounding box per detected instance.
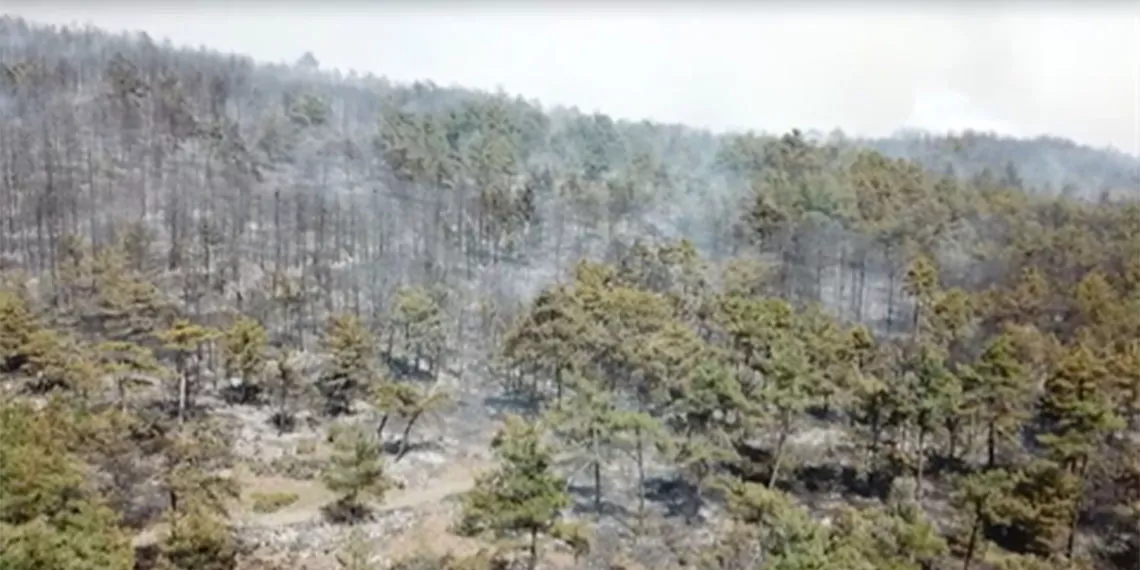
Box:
[132,460,486,547]
[239,466,480,529]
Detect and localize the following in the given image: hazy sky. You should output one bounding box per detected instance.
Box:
[5,3,1140,154]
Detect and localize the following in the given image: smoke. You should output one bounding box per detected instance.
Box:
[5,4,1137,154]
[905,88,1021,137]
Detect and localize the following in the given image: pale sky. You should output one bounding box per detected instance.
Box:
[5,2,1140,155]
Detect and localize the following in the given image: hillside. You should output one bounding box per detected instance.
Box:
[2,14,1140,570]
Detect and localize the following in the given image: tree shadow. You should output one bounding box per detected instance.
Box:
[381,437,445,457]
[566,483,634,519]
[266,411,298,434]
[781,462,896,501]
[320,499,373,525]
[133,544,160,570]
[925,454,972,479]
[383,354,433,382]
[805,405,844,423]
[1096,532,1138,570]
[642,476,698,520]
[220,383,262,406]
[785,464,861,495]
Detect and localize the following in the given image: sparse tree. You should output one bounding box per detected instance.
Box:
[319,313,378,416]
[221,316,268,404]
[156,319,218,424]
[322,425,395,523]
[458,415,581,570]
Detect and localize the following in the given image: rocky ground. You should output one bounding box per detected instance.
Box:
[195,351,704,569]
[198,352,880,570]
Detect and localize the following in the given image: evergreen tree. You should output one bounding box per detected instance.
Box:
[1001,460,1081,558]
[1037,341,1124,558]
[158,418,239,521]
[963,331,1035,468]
[752,329,817,489]
[221,315,268,404]
[156,318,218,424]
[319,313,378,416]
[546,375,633,517]
[157,507,238,570]
[0,288,40,373]
[458,415,579,570]
[95,340,168,412]
[897,342,962,501]
[0,400,134,570]
[377,380,454,461]
[950,469,1021,570]
[267,349,306,434]
[393,286,446,375]
[502,286,590,408]
[663,360,747,523]
[322,425,394,522]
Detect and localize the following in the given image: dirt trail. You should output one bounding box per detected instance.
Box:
[132,460,485,547]
[240,467,480,529]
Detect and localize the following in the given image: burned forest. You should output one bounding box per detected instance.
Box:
[2,15,1140,570]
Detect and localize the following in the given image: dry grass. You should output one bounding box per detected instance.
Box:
[250,491,300,514]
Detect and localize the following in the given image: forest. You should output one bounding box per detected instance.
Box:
[1,14,1140,570]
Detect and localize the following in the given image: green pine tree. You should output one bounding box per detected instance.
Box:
[157,507,238,570]
[321,425,394,522]
[156,319,218,424]
[1037,341,1125,559]
[319,313,378,416]
[0,400,134,570]
[221,316,268,404]
[457,415,578,570]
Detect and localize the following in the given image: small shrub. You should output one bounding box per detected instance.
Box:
[250,491,299,514]
[266,455,324,480]
[295,438,318,455]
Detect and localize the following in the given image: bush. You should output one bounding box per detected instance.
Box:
[249,491,299,514]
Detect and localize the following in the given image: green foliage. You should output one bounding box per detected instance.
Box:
[319,313,378,416]
[321,425,394,521]
[373,378,454,461]
[0,500,134,570]
[96,339,168,410]
[546,375,646,515]
[0,288,40,373]
[0,401,86,523]
[706,480,945,570]
[502,285,591,406]
[0,401,134,570]
[393,286,446,372]
[267,349,306,432]
[963,331,1035,467]
[458,415,573,570]
[222,316,268,404]
[7,25,1140,570]
[156,318,218,423]
[249,491,299,514]
[19,327,100,394]
[156,508,238,570]
[85,246,168,342]
[158,418,239,523]
[1000,461,1081,558]
[950,468,1022,570]
[831,503,947,570]
[1037,342,1124,470]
